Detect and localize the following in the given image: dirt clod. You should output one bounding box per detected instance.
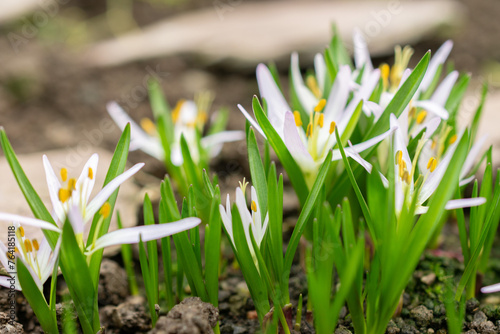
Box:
[469,311,497,333]
[410,305,433,327]
[150,297,218,334]
[98,259,129,306]
[109,296,151,333]
[0,312,23,334]
[466,299,480,313]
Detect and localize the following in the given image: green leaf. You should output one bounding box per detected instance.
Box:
[138,237,157,326]
[247,128,268,219]
[60,220,97,334]
[17,260,58,333]
[205,187,222,307]
[0,128,59,248]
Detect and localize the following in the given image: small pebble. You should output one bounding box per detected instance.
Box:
[421,272,436,285]
[247,310,258,320]
[410,305,433,327]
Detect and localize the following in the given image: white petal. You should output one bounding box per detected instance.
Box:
[459,175,476,187]
[170,144,183,166]
[0,242,11,273]
[444,197,486,210]
[283,111,316,172]
[413,100,449,120]
[420,40,453,92]
[256,64,289,132]
[40,237,61,283]
[76,154,99,206]
[461,135,488,180]
[201,131,245,149]
[379,172,389,188]
[42,155,65,223]
[84,163,144,222]
[345,140,373,173]
[330,125,397,161]
[68,206,85,234]
[314,53,327,93]
[431,71,459,106]
[219,202,234,245]
[0,276,20,291]
[0,213,61,232]
[323,65,351,125]
[237,104,266,139]
[481,283,500,294]
[86,217,201,254]
[352,28,373,77]
[291,52,318,111]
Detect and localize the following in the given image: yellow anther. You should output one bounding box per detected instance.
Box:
[293,111,303,127]
[68,178,76,190]
[171,100,186,122]
[60,168,68,182]
[329,121,336,135]
[402,160,407,170]
[449,134,457,144]
[197,111,208,126]
[314,99,327,112]
[306,76,322,99]
[399,163,404,178]
[32,239,39,251]
[88,167,94,180]
[140,118,157,136]
[427,157,437,172]
[395,150,403,165]
[306,123,313,137]
[18,226,25,237]
[99,202,112,218]
[251,201,257,213]
[380,63,390,82]
[409,106,416,118]
[431,140,437,150]
[24,239,33,253]
[58,188,71,203]
[318,113,324,128]
[6,251,13,260]
[416,110,427,124]
[402,170,410,184]
[14,247,19,253]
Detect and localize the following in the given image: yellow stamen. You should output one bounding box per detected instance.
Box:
[449,134,457,144]
[68,178,76,190]
[395,150,403,165]
[140,118,157,136]
[306,76,322,99]
[171,100,186,122]
[32,239,39,251]
[402,170,410,184]
[329,121,336,135]
[314,99,327,113]
[239,177,249,195]
[408,106,416,118]
[416,111,427,124]
[306,123,313,137]
[6,252,14,260]
[431,140,437,150]
[399,163,404,178]
[197,111,208,126]
[24,239,33,253]
[59,188,71,203]
[19,226,25,237]
[88,167,94,180]
[427,157,437,172]
[99,202,111,218]
[14,247,19,253]
[251,201,257,213]
[318,113,324,128]
[60,168,68,182]
[293,111,303,127]
[380,63,390,83]
[402,160,407,170]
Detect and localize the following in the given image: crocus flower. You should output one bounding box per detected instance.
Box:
[354,29,454,128]
[107,99,244,166]
[219,182,268,260]
[481,283,500,294]
[0,224,61,291]
[42,153,144,225]
[389,114,485,215]
[239,62,394,185]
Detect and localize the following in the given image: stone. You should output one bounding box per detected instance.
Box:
[410,305,433,327]
[150,297,218,334]
[421,272,437,285]
[0,311,23,334]
[84,1,463,68]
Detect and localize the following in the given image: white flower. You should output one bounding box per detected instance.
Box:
[389,114,485,215]
[481,283,500,294]
[219,184,269,258]
[0,224,61,291]
[107,100,244,166]
[42,153,144,225]
[239,62,394,181]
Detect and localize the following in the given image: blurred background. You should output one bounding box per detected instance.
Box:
[0,0,499,174]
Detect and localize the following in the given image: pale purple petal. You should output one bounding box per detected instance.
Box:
[0,213,61,232]
[283,112,315,172]
[256,64,289,131]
